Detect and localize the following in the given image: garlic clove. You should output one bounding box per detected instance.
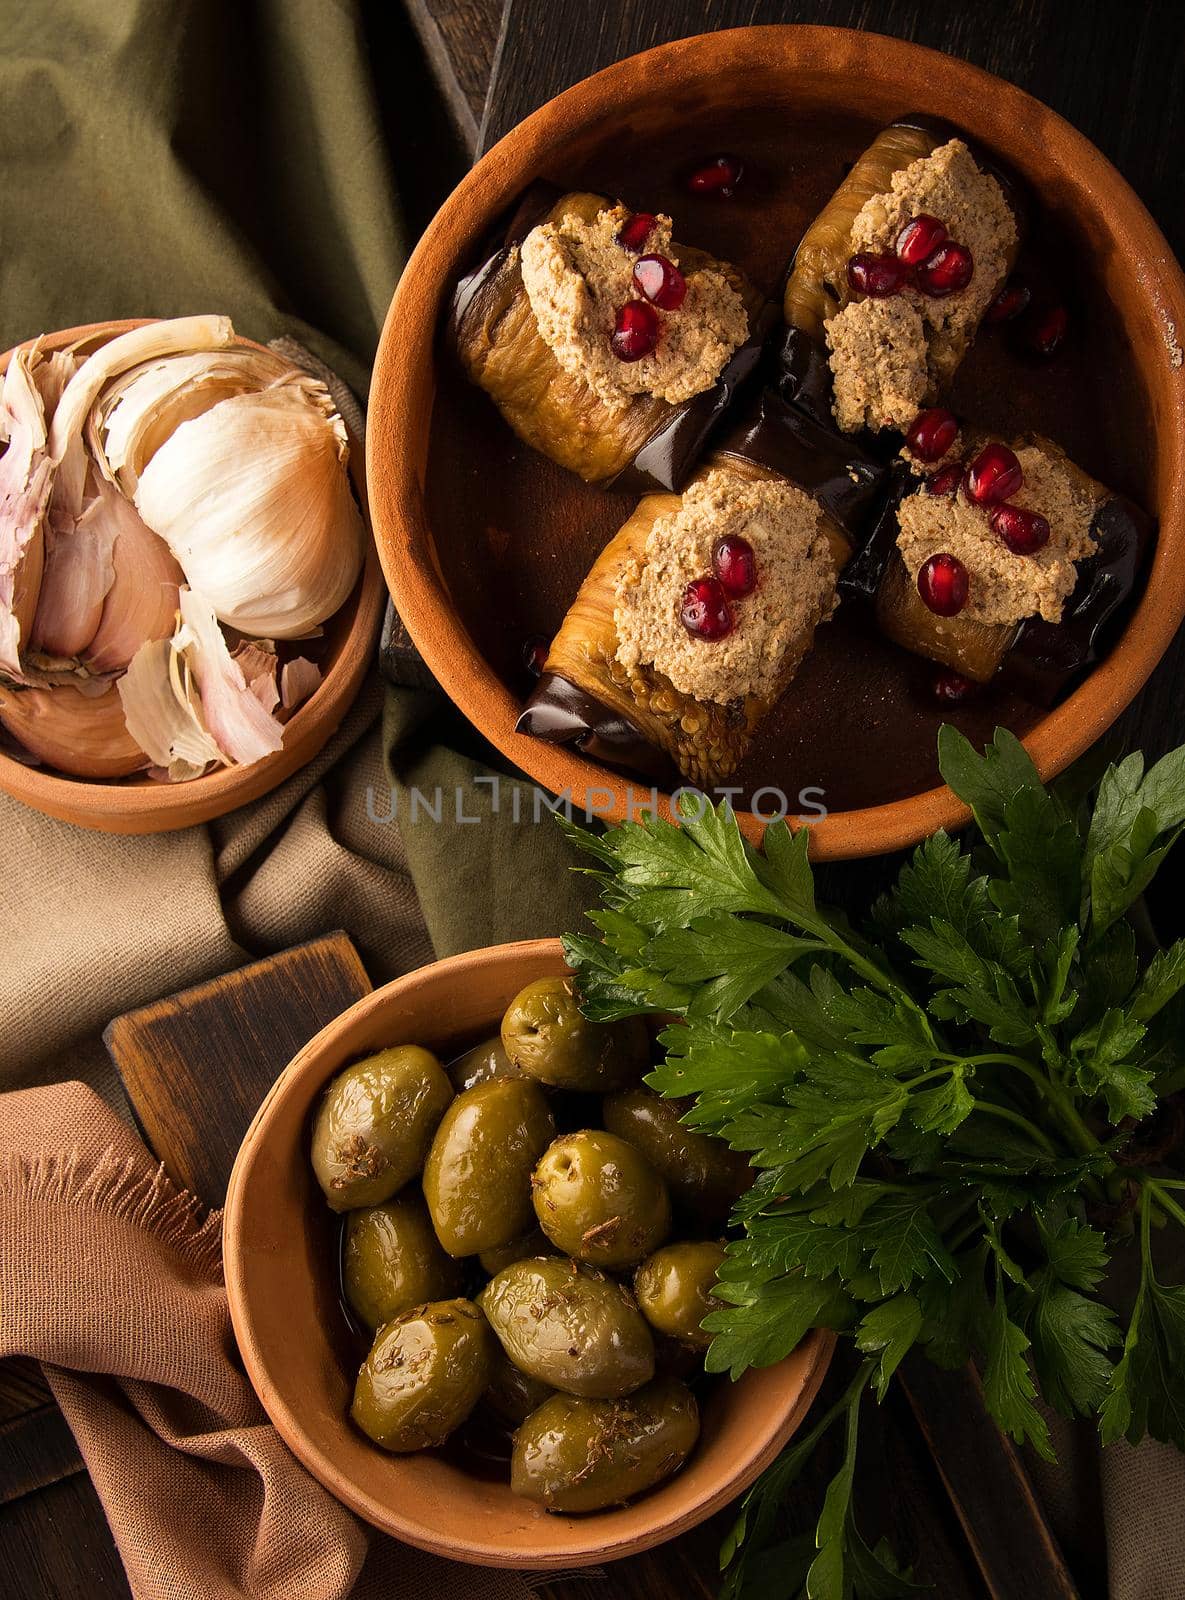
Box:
[31,463,119,660]
[0,678,149,778]
[132,380,364,639]
[173,588,284,765]
[280,656,322,716]
[84,476,184,674]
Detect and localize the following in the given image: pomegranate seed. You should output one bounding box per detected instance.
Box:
[914,241,975,298]
[991,503,1051,555]
[713,535,757,597]
[906,407,959,463]
[934,669,974,705]
[610,299,659,361]
[985,282,1032,324]
[633,254,687,310]
[896,214,948,267]
[847,252,910,298]
[616,211,656,252]
[1029,304,1069,356]
[522,635,549,677]
[965,443,1023,506]
[917,553,969,617]
[680,576,734,640]
[927,462,965,497]
[686,153,744,197]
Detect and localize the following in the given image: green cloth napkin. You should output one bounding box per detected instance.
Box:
[0,0,595,964]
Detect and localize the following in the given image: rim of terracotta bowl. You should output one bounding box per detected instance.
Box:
[0,319,384,835]
[368,23,1185,859]
[223,938,835,1567]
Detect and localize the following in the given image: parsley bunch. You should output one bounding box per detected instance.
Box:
[561,727,1185,1599]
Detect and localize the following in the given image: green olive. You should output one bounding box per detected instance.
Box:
[633,1240,726,1349]
[484,1348,555,1427]
[477,1227,557,1277]
[511,1379,700,1511]
[448,1035,520,1092]
[532,1129,671,1270]
[602,1087,751,1223]
[422,1078,555,1257]
[501,977,649,1091]
[478,1256,654,1399]
[343,1195,464,1331]
[350,1298,493,1452]
[311,1046,453,1212]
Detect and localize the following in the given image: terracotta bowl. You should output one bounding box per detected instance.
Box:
[223,939,834,1567]
[368,24,1185,858]
[0,319,384,834]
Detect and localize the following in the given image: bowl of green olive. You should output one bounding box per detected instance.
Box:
[223,939,834,1567]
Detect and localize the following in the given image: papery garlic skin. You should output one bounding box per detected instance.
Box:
[132,378,365,639]
[0,679,149,778]
[173,588,284,765]
[118,637,223,781]
[0,347,53,679]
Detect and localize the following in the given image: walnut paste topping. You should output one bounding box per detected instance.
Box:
[520,203,749,412]
[825,139,1017,434]
[896,444,1097,626]
[613,467,839,704]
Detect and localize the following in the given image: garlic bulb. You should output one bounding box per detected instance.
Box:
[130,377,365,638]
[0,679,148,778]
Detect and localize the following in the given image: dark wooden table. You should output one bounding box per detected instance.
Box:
[4,1,1184,1596]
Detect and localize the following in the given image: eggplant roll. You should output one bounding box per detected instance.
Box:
[783,120,1024,437]
[518,405,886,786]
[452,189,772,492]
[846,437,1152,703]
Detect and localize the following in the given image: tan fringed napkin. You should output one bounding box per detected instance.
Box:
[0,1079,534,1600]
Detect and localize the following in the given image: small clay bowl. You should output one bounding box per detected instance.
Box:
[368,25,1185,858]
[223,939,833,1568]
[0,319,384,834]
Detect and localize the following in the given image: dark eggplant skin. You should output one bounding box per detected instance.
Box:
[516,673,678,783]
[450,184,773,494]
[846,466,1155,706]
[1003,492,1155,705]
[715,378,886,540]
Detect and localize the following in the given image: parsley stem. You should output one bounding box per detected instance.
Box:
[950,1052,1103,1156]
[1144,1179,1185,1233]
[971,1099,1059,1156]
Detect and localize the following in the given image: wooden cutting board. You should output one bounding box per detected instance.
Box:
[94,930,1081,1599]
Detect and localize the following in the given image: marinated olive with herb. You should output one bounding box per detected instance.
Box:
[511,1379,700,1512]
[532,1129,671,1270]
[423,1078,556,1257]
[501,977,649,1091]
[311,1046,453,1212]
[477,1226,556,1277]
[478,1256,654,1399]
[350,1298,492,1452]
[343,1195,464,1332]
[448,1035,520,1092]
[603,1087,750,1223]
[634,1240,725,1349]
[484,1348,555,1427]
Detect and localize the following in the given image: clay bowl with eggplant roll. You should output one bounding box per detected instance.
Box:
[367,24,1185,857]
